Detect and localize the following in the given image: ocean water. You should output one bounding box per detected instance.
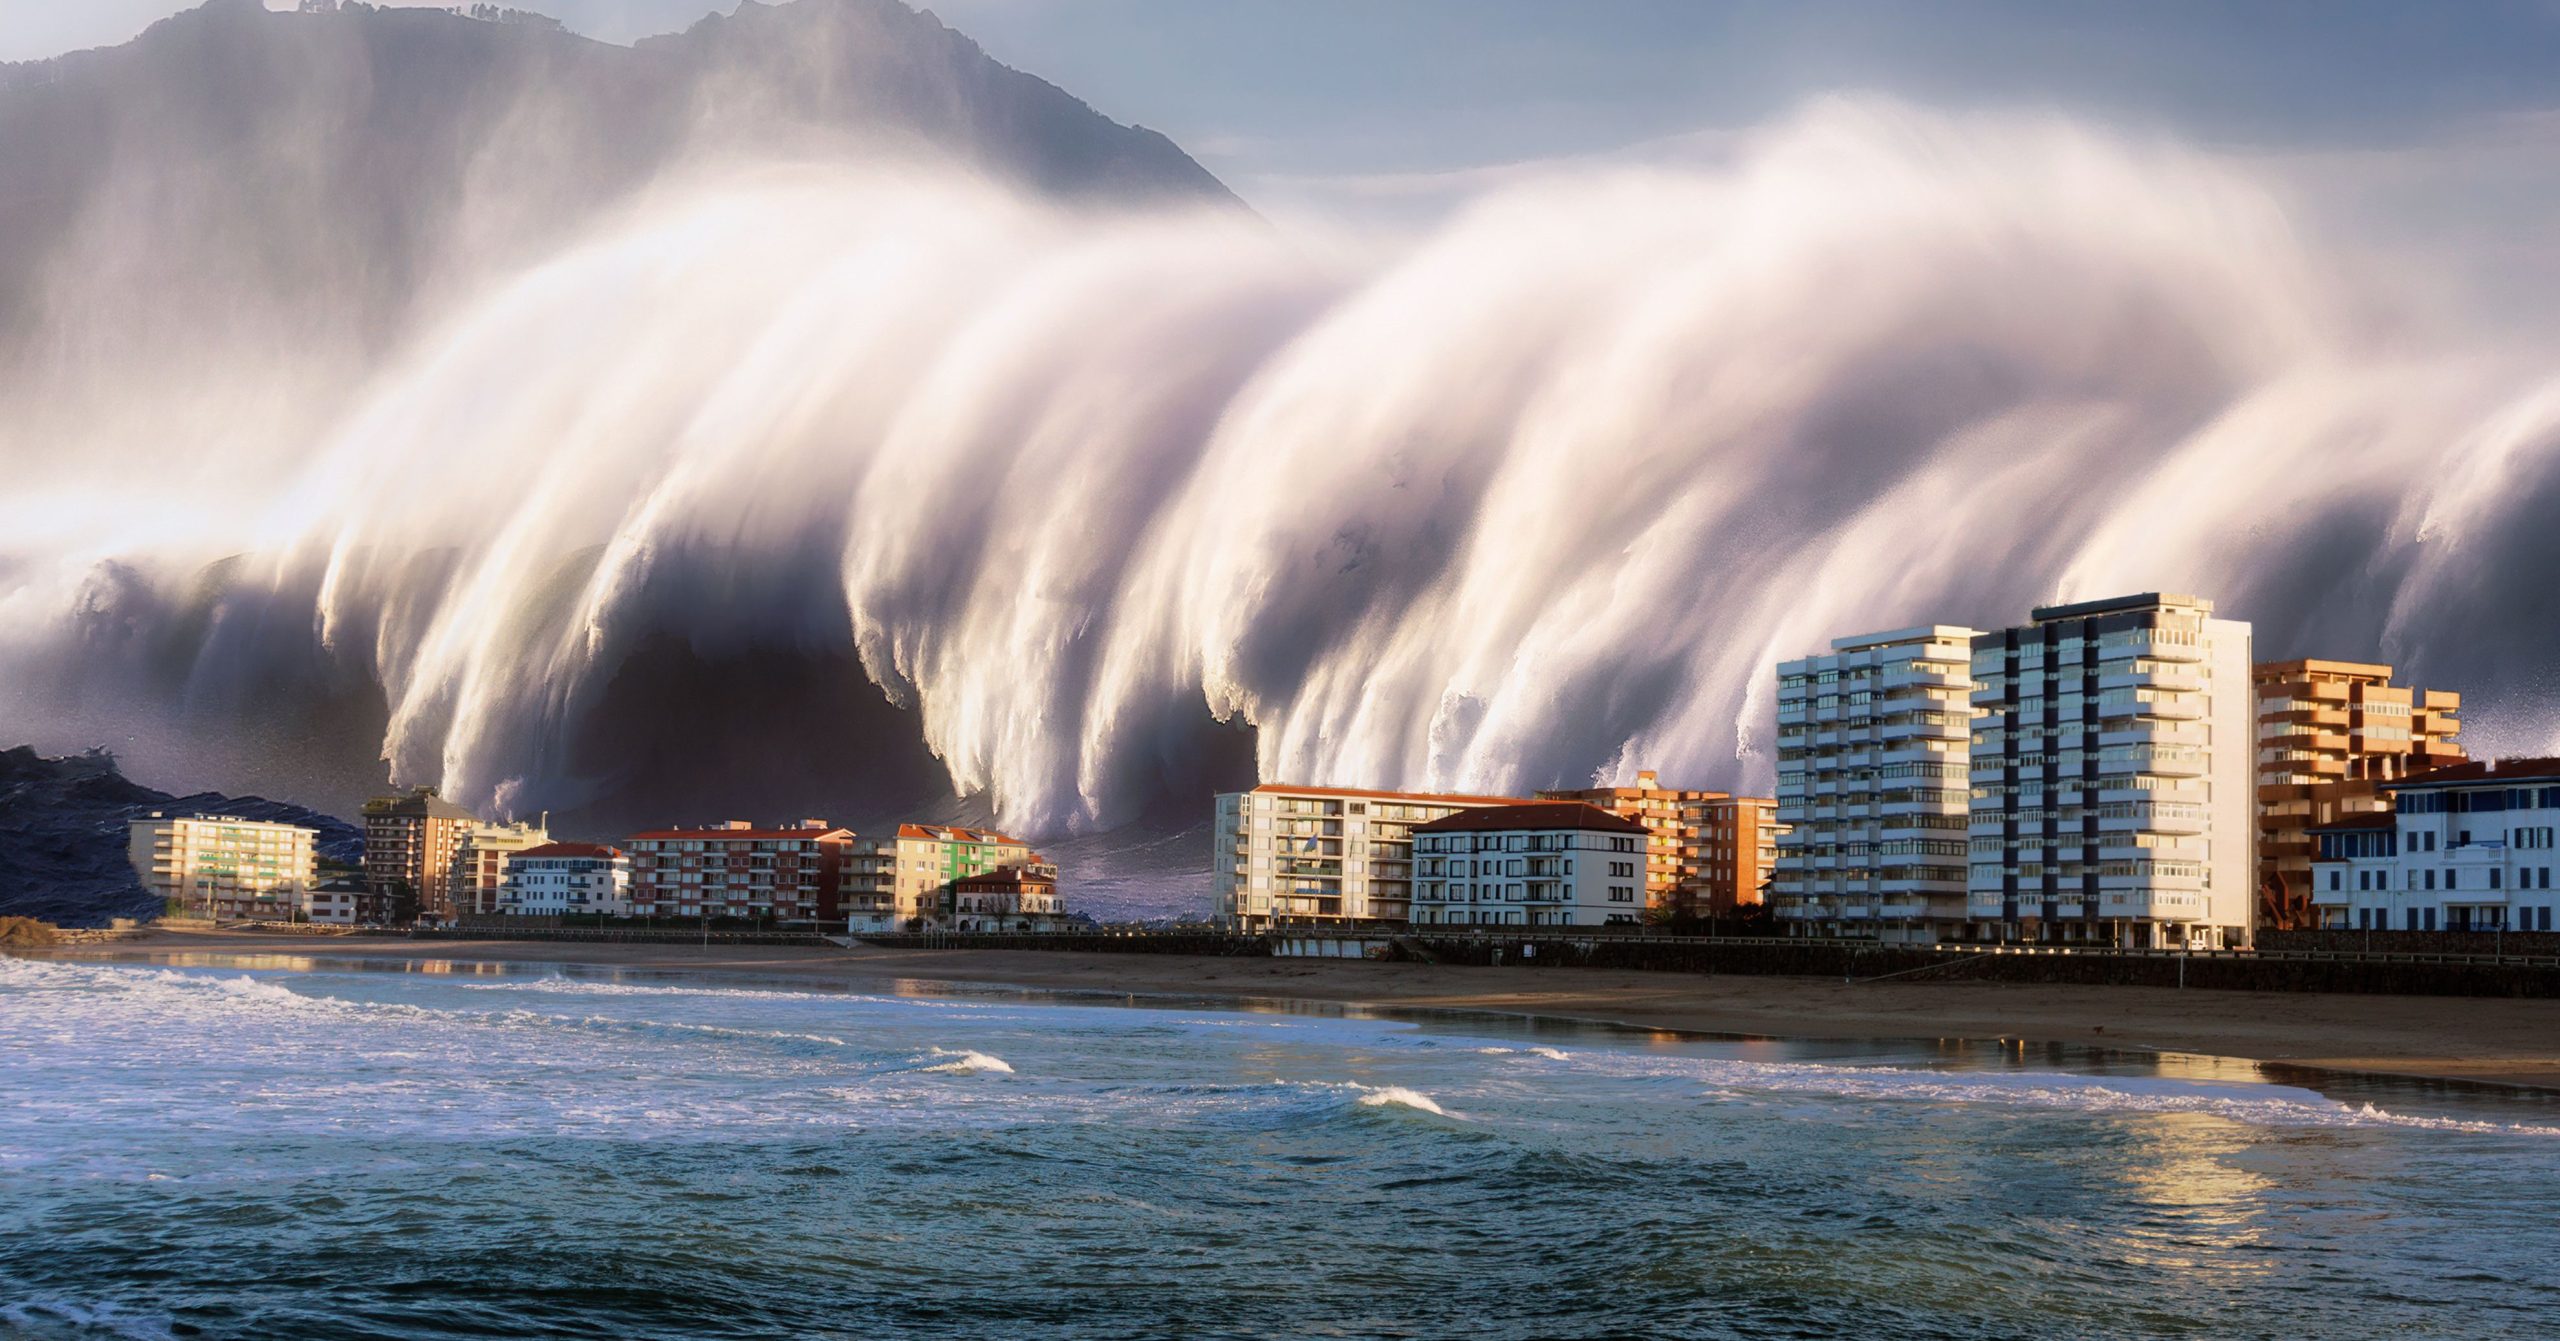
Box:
[4,956,2559,1339]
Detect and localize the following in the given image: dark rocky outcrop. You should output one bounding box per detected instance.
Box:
[0,746,360,927]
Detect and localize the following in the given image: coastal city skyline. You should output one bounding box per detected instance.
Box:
[10,5,2560,1338]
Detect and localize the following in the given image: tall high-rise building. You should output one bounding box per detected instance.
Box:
[1537,770,1724,914]
[362,787,480,923]
[1772,626,1980,943]
[1967,594,2255,949]
[2253,659,2463,930]
[1214,783,1532,928]
[127,813,318,921]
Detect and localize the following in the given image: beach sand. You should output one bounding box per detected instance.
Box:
[31,929,2560,1090]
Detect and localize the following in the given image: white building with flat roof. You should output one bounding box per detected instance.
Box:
[2312,758,2560,933]
[1409,802,1650,927]
[127,813,319,921]
[1215,783,1532,928]
[1772,625,1981,943]
[497,843,631,917]
[1967,593,2255,949]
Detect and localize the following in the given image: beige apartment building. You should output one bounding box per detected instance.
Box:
[2254,659,2463,929]
[1537,770,1723,913]
[128,813,319,920]
[450,818,551,919]
[843,824,1035,931]
[1215,783,1533,928]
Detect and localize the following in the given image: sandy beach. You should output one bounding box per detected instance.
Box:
[30,928,2560,1090]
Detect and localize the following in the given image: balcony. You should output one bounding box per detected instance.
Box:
[2096,667,2203,693]
[2099,722,2210,750]
[1884,665,1970,692]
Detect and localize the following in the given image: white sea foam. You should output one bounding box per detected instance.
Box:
[921,1049,1015,1075]
[0,1297,181,1341]
[1575,1054,2560,1137]
[1355,1086,1448,1116]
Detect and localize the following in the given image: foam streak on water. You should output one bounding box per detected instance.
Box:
[5,954,2560,1339]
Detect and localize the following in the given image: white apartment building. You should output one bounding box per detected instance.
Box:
[127,813,319,921]
[2312,759,2560,933]
[497,843,631,916]
[1772,626,1981,944]
[1408,802,1649,927]
[1215,783,1532,928]
[1968,593,2255,949]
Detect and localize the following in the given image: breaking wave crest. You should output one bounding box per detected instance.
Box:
[5,98,2560,842]
[921,1049,1015,1075]
[1355,1086,1449,1117]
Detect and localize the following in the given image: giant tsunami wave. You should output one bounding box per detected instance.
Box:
[3,99,2558,840]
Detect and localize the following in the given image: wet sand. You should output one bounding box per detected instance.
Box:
[33,928,2560,1089]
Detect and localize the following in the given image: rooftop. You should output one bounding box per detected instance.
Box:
[627,825,852,842]
[2307,813,2397,833]
[514,841,621,860]
[2028,592,2214,623]
[1245,781,1534,807]
[1410,801,1648,836]
[895,823,1026,846]
[2382,757,2560,791]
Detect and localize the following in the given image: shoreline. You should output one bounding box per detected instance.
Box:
[26,929,2560,1091]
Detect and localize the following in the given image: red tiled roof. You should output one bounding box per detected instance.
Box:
[514,842,621,859]
[1248,782,1533,807]
[894,823,1025,846]
[954,863,1058,889]
[2384,757,2560,789]
[1410,801,1647,836]
[627,826,851,842]
[2306,813,2396,833]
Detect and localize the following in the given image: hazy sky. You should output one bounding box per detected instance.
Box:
[8,0,2560,224]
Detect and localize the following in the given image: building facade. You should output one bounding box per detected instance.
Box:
[2311,759,2560,932]
[1772,626,1981,943]
[949,861,1067,931]
[451,819,552,919]
[1409,802,1649,927]
[626,822,851,925]
[1968,594,2255,948]
[1689,795,1787,918]
[2254,659,2463,931]
[843,824,1035,931]
[362,787,480,922]
[1536,771,1722,913]
[496,842,631,917]
[1215,783,1533,928]
[127,814,318,921]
